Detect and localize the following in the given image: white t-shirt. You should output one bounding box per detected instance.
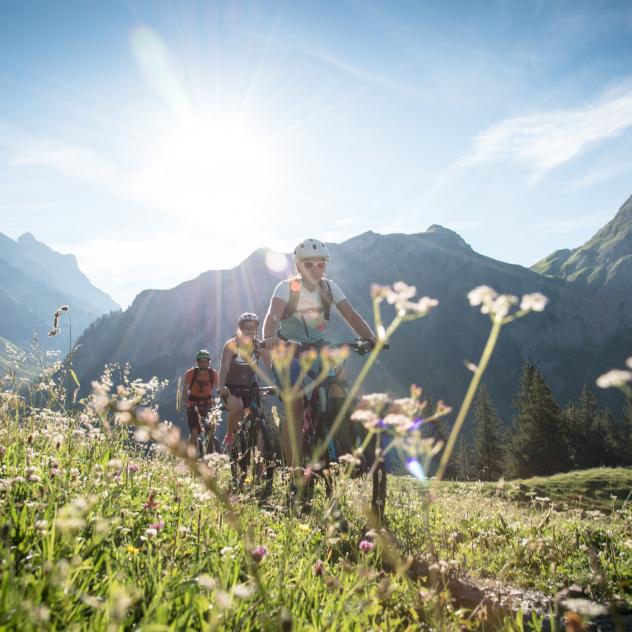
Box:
[272,277,346,342]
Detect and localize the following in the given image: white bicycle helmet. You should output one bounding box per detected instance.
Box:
[293,239,330,263]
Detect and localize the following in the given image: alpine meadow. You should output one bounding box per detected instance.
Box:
[2,2,632,631]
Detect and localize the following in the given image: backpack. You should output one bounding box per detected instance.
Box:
[280,276,334,321]
[190,367,215,390]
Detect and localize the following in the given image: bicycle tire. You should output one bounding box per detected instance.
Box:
[251,421,275,499]
[230,430,249,487]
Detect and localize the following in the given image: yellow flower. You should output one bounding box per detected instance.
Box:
[298,523,311,533]
[126,545,140,555]
[244,477,253,485]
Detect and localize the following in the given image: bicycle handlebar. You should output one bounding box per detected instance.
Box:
[271,338,389,356]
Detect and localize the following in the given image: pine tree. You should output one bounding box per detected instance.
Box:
[509,364,570,478]
[564,385,598,469]
[472,385,506,480]
[455,439,474,481]
[624,394,632,466]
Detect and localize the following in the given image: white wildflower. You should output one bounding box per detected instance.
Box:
[486,294,518,319]
[196,574,217,591]
[520,292,548,312]
[596,370,632,389]
[626,357,632,370]
[467,286,497,307]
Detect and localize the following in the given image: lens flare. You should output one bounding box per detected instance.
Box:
[406,457,426,481]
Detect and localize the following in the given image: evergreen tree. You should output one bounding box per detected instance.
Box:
[455,439,474,481]
[592,408,626,467]
[564,385,598,469]
[509,364,570,478]
[472,385,506,480]
[624,394,632,466]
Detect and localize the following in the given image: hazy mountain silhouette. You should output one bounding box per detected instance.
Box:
[71,196,632,428]
[0,232,119,354]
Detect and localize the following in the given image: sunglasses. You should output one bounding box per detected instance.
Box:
[303,260,327,270]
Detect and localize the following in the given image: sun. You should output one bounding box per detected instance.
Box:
[143,114,279,220]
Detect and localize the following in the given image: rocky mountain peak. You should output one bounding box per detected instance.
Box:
[425,224,472,250]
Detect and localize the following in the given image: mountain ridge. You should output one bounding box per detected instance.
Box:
[70,205,632,429]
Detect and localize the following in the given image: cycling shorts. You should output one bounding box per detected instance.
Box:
[186,399,212,432]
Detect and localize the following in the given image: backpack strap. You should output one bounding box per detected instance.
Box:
[318,279,333,321]
[190,367,199,387]
[279,277,334,322]
[280,277,301,320]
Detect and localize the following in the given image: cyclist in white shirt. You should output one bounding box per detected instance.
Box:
[262,238,376,473]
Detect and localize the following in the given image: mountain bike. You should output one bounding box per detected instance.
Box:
[280,338,388,517]
[196,398,222,458]
[228,385,279,500]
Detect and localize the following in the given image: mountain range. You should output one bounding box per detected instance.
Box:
[0,232,119,359]
[69,195,632,428]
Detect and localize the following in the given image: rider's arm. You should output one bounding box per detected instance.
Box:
[336,299,377,344]
[217,341,234,395]
[262,297,287,342]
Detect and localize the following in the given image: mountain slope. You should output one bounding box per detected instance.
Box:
[533,195,632,286]
[0,233,120,353]
[70,216,632,427]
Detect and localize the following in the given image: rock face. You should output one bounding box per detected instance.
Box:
[71,197,632,426]
[0,232,119,352]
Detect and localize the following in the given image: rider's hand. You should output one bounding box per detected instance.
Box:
[219,385,230,398]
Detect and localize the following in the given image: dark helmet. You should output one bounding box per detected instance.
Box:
[238,312,259,327]
[196,349,212,361]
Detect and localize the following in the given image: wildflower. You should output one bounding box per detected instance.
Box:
[467,286,497,308]
[250,545,267,563]
[69,468,80,479]
[596,370,632,389]
[149,520,165,532]
[338,453,361,466]
[50,467,61,478]
[627,357,632,370]
[0,445,6,458]
[298,523,311,534]
[143,491,158,511]
[520,292,548,312]
[127,463,140,474]
[134,428,150,442]
[35,520,48,533]
[359,540,375,553]
[233,582,256,599]
[27,474,42,483]
[220,545,235,558]
[126,545,140,555]
[196,574,216,591]
[383,414,415,434]
[312,559,325,576]
[397,296,439,318]
[350,409,380,430]
[144,527,158,538]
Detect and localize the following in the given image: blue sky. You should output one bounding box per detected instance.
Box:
[1,0,632,306]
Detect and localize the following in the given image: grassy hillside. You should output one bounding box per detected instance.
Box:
[480,468,632,512]
[1,375,631,630]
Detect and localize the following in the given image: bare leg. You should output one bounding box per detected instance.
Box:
[282,395,304,477]
[224,395,244,445]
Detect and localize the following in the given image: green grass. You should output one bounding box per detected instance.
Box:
[480,468,632,512]
[1,390,631,630]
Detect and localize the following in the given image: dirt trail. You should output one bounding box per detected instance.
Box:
[407,557,632,631]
